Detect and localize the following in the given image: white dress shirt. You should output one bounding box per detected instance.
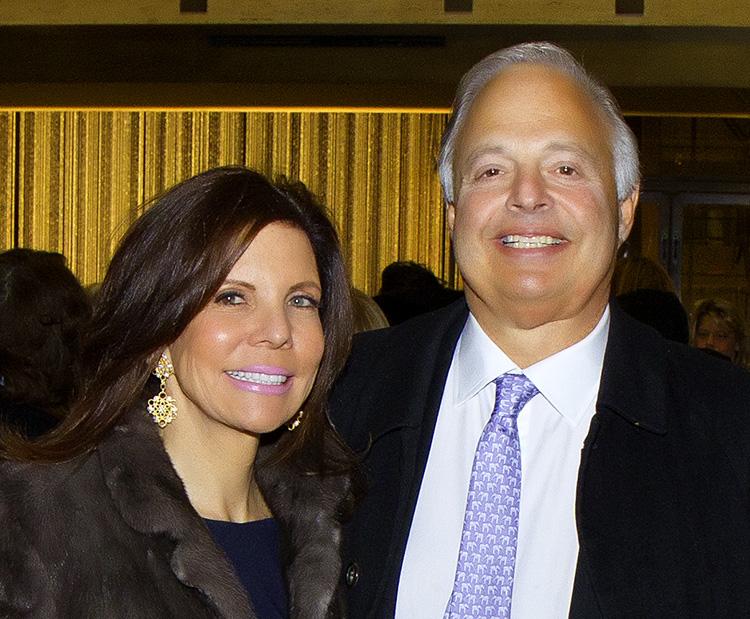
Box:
[395,307,610,618]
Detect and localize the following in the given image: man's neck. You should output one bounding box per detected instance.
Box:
[468,296,609,369]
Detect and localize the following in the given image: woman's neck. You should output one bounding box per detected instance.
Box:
[160,414,271,523]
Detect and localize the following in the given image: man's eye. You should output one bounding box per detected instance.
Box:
[477,168,501,179]
[557,165,577,176]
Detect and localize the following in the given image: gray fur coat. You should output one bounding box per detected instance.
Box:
[0,405,352,618]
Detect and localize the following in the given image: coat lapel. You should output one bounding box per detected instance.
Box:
[353,300,470,614]
[596,301,670,433]
[256,440,351,619]
[573,302,675,616]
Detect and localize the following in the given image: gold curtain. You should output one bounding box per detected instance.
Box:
[1,110,455,293]
[0,112,15,249]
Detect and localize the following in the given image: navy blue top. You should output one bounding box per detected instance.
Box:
[204,517,288,619]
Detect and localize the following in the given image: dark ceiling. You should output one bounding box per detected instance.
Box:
[0,24,748,114]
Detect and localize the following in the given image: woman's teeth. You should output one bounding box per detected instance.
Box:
[226,371,288,385]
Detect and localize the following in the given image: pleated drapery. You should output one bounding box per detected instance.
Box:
[0,110,458,293]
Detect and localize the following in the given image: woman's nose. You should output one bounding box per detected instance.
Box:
[252,306,293,348]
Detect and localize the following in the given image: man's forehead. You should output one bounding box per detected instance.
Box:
[470,63,598,119]
[456,64,612,154]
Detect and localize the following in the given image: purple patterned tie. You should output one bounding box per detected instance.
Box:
[444,373,539,619]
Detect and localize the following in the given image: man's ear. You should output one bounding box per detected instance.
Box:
[447,201,456,234]
[617,187,639,245]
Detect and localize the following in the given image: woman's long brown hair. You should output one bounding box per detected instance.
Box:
[2,167,355,480]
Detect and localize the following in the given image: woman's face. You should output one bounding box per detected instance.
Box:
[694,313,738,362]
[165,222,325,436]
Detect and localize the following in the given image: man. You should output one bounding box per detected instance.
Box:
[330,42,750,617]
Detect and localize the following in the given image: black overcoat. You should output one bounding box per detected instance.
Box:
[329,298,750,618]
[0,403,352,618]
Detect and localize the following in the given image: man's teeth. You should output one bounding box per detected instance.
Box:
[227,371,288,385]
[502,235,563,248]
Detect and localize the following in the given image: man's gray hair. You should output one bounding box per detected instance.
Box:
[438,41,640,204]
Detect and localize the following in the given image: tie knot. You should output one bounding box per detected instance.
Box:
[492,373,539,420]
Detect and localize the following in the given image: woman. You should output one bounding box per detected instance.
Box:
[691,297,747,367]
[0,167,360,618]
[611,254,689,344]
[0,248,91,436]
[350,287,389,333]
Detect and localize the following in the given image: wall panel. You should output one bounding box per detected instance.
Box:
[0,112,15,249]
[142,111,247,204]
[4,109,453,293]
[15,112,143,283]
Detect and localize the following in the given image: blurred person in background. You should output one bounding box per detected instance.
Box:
[0,248,91,437]
[692,297,747,367]
[611,253,674,296]
[351,287,389,333]
[612,254,689,344]
[373,261,462,325]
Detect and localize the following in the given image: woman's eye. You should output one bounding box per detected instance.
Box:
[290,295,320,309]
[215,291,245,306]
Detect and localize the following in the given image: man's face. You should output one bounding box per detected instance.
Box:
[449,63,637,335]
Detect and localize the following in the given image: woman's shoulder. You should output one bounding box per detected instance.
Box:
[0,452,104,613]
[0,451,100,525]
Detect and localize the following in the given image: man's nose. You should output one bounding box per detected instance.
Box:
[508,167,549,211]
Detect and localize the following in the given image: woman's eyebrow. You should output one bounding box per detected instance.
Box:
[220,279,254,289]
[289,281,322,294]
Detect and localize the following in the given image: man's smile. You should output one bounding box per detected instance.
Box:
[500,234,564,248]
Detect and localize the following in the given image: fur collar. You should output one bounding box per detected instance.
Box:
[98,406,349,618]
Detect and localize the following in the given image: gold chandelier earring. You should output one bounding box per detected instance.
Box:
[147,352,178,428]
[287,410,304,431]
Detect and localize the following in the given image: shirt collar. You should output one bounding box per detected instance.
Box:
[455,306,610,426]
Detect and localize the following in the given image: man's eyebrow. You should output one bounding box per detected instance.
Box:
[542,141,599,162]
[461,141,600,166]
[461,145,511,169]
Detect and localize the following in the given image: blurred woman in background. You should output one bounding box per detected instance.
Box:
[691,298,747,367]
[351,287,389,333]
[611,254,689,344]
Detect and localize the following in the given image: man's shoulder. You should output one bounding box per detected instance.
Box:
[611,306,750,394]
[609,308,750,436]
[670,341,750,409]
[329,299,468,436]
[349,297,468,358]
[340,298,468,387]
